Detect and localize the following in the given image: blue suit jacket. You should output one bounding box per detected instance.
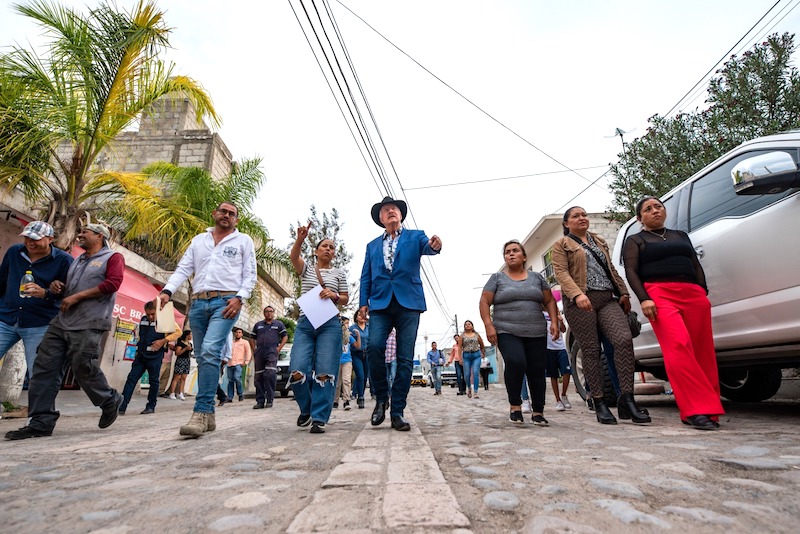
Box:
[360,229,439,312]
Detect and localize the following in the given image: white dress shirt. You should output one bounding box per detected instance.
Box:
[164,228,257,299]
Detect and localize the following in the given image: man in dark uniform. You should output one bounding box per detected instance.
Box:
[118,301,181,414]
[251,306,288,409]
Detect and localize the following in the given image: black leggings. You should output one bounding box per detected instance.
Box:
[498,333,546,412]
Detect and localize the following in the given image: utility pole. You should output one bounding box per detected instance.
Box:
[454,314,458,337]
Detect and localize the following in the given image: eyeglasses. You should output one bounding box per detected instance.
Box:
[217,208,238,217]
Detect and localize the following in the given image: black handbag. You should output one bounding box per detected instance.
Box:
[568,234,642,339]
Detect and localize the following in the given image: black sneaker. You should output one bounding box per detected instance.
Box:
[140,408,155,415]
[253,403,265,410]
[357,398,365,409]
[310,421,326,434]
[265,402,273,408]
[343,400,351,411]
[532,415,549,426]
[297,414,312,427]
[99,394,123,429]
[5,426,53,440]
[333,402,339,409]
[509,411,524,424]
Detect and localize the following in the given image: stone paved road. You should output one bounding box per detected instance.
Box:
[1,384,799,533]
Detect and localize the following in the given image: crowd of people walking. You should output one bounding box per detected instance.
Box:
[2,194,725,442]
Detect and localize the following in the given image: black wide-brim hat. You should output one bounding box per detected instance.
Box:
[371,196,407,227]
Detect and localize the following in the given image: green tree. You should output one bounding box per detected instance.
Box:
[277,316,296,343]
[286,205,354,318]
[101,157,292,271]
[0,0,220,248]
[608,32,800,220]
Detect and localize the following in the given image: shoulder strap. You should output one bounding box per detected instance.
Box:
[568,234,621,297]
[314,264,326,289]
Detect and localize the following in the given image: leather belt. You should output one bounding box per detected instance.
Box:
[191,290,238,300]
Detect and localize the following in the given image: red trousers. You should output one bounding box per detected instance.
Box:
[645,282,724,421]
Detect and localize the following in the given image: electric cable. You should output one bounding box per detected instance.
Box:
[334,0,607,193]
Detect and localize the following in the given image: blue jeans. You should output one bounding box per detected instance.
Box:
[386,360,397,391]
[352,352,367,400]
[430,365,443,392]
[0,321,50,380]
[227,364,243,399]
[462,350,482,392]
[454,361,466,393]
[366,299,420,417]
[289,315,342,424]
[189,296,239,414]
[120,354,162,411]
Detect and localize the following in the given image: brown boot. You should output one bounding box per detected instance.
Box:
[206,413,216,432]
[179,412,208,438]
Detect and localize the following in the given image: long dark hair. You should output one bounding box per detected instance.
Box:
[562,206,582,235]
[178,330,191,343]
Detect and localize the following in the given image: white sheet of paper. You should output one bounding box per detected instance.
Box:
[155,301,177,333]
[297,284,339,329]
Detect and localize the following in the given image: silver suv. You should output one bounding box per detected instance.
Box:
[605,131,800,402]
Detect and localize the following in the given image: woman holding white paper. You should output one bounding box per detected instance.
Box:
[288,223,349,434]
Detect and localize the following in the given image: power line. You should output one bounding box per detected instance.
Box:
[664,0,784,117]
[291,0,453,325]
[334,0,607,194]
[404,165,609,191]
[287,0,385,197]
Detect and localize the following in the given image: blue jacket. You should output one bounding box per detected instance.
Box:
[359,229,439,312]
[0,243,73,328]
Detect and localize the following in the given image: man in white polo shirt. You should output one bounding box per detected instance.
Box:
[159,202,256,438]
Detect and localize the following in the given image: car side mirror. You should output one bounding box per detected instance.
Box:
[732,151,800,195]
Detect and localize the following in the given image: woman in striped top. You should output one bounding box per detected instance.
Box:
[288,223,349,434]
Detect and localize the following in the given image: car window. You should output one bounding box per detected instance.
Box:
[689,149,797,232]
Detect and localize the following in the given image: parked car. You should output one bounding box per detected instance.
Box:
[428,365,458,388]
[276,343,292,397]
[411,364,427,386]
[568,131,800,404]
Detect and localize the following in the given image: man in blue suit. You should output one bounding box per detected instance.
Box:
[359,197,442,431]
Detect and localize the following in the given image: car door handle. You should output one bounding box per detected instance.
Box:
[694,246,705,259]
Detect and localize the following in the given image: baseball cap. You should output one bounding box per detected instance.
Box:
[19,221,54,240]
[84,223,110,240]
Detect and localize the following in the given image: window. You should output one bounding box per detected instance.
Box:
[541,249,555,285]
[689,149,797,232]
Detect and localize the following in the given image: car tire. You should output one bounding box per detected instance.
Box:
[568,330,617,407]
[719,367,782,402]
[280,390,289,398]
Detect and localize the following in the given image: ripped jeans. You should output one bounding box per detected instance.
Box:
[288,315,341,424]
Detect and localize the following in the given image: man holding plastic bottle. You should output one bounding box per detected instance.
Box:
[0,221,72,379]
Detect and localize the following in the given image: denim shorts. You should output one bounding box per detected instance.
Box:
[545,349,571,378]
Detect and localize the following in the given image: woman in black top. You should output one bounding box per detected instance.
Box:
[623,197,724,430]
[167,330,193,400]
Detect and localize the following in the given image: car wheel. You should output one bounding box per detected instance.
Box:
[719,367,782,402]
[280,390,289,398]
[568,330,617,407]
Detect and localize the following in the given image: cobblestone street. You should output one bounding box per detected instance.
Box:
[1,383,799,533]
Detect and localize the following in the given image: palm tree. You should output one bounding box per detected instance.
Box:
[0,0,220,248]
[100,157,292,274]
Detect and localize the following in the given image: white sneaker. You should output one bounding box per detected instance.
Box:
[562,395,572,409]
[168,393,176,400]
[178,393,186,401]
[521,400,532,413]
[555,401,566,411]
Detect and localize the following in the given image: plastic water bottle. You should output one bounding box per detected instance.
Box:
[19,270,34,298]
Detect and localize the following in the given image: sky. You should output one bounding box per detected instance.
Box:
[1,0,799,357]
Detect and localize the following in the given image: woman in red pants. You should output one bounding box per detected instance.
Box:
[623,196,724,430]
